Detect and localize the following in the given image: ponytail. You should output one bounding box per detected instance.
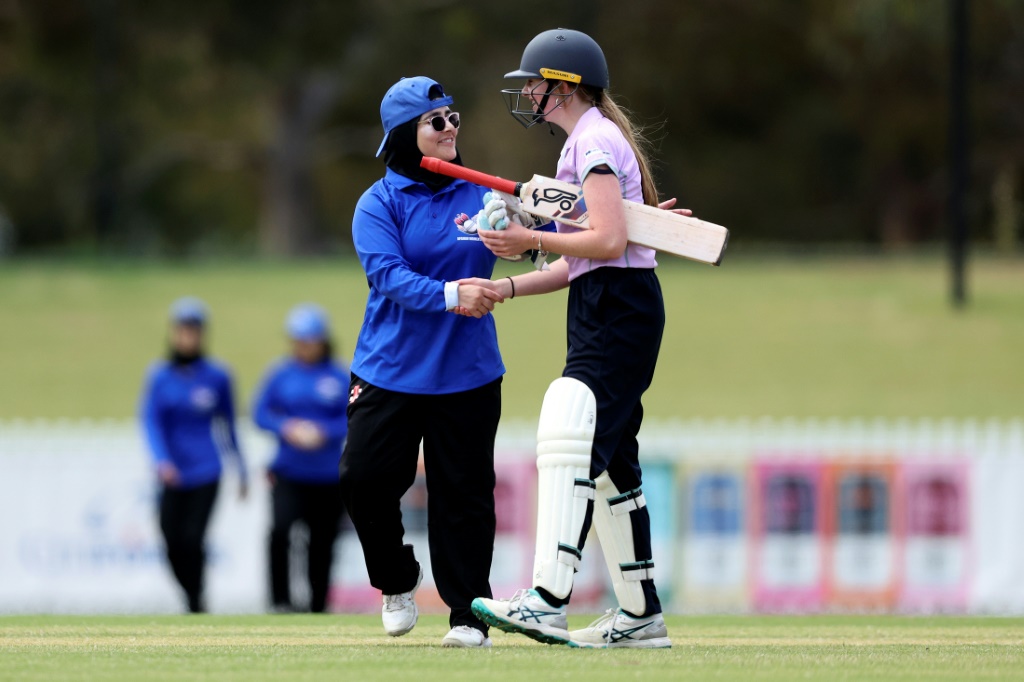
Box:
[581,86,660,207]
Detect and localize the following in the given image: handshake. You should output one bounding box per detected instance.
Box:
[448,277,510,318]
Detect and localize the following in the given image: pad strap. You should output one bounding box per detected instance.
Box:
[608,487,647,516]
[574,478,596,499]
[621,559,655,582]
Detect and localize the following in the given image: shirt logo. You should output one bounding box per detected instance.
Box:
[316,376,343,402]
[190,386,217,412]
[454,212,476,234]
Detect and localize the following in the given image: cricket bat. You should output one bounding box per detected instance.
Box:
[420,157,729,266]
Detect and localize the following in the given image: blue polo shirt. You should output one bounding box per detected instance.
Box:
[139,358,247,489]
[253,357,350,484]
[351,169,504,394]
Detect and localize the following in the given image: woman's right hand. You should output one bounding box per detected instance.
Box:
[457,283,504,318]
[157,461,181,487]
[283,419,326,450]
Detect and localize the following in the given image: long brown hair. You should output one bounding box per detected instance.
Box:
[579,85,660,207]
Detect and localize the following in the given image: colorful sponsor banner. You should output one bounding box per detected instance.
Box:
[824,459,900,610]
[752,459,826,611]
[899,458,971,612]
[677,459,749,612]
[641,461,677,607]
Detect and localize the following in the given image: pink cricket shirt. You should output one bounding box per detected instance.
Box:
[555,106,658,281]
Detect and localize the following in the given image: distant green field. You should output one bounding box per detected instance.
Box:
[0,255,1021,420]
[1,614,1022,681]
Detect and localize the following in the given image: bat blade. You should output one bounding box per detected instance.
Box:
[520,174,729,266]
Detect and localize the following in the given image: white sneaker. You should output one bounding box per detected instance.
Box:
[569,609,672,649]
[381,568,422,637]
[441,625,492,648]
[471,589,573,647]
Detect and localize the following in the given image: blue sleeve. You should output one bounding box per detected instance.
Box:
[353,190,447,313]
[253,365,286,436]
[139,367,171,466]
[314,365,350,440]
[217,369,248,481]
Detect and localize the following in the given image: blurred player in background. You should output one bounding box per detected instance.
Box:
[467,29,684,648]
[338,76,505,648]
[253,304,349,614]
[139,297,249,613]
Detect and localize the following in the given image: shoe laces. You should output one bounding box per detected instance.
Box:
[506,588,533,608]
[586,608,620,630]
[383,592,413,612]
[449,625,479,637]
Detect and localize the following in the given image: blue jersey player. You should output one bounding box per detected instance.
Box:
[253,304,349,613]
[338,76,506,648]
[139,297,248,613]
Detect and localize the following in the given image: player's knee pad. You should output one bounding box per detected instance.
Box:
[592,471,653,616]
[533,377,596,600]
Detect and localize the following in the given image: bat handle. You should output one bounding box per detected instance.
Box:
[420,157,521,197]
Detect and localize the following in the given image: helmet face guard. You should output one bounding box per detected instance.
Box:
[502,69,581,129]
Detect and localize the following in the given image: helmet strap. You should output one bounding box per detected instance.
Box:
[532,79,559,124]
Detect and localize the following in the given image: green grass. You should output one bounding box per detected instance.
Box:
[0,255,1022,420]
[1,614,1023,681]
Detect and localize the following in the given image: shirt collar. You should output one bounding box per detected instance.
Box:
[384,167,465,194]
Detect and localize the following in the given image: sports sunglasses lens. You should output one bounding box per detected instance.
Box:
[429,113,459,131]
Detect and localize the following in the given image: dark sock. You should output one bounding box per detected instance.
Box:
[534,586,568,608]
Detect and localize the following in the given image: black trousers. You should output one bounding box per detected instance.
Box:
[269,477,345,613]
[159,480,219,613]
[562,267,665,617]
[339,375,500,632]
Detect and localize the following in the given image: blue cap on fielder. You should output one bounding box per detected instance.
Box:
[169,297,208,326]
[376,76,454,158]
[286,303,330,342]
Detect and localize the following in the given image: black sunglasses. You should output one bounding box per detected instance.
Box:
[421,112,460,132]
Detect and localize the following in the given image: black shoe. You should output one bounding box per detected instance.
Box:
[187,595,206,614]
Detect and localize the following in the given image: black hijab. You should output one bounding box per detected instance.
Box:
[384,116,464,192]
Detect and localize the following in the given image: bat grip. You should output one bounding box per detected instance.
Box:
[419,157,520,196]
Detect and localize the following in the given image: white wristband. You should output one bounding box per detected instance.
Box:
[444,281,460,311]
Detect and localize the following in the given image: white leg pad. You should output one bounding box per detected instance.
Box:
[592,472,652,616]
[532,377,596,600]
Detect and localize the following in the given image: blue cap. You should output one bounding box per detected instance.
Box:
[286,303,330,342]
[169,297,208,326]
[376,76,454,157]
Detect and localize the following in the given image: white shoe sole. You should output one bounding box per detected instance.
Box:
[471,600,575,648]
[441,635,493,648]
[573,636,672,649]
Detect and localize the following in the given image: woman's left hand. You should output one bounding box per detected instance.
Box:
[477,220,535,259]
[658,197,693,217]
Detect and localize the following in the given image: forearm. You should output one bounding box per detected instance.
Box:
[535,170,628,260]
[502,258,570,298]
[528,225,626,261]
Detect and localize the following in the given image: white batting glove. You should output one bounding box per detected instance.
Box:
[474,193,511,231]
[492,190,543,229]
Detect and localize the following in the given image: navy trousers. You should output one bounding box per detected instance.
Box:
[544,266,665,617]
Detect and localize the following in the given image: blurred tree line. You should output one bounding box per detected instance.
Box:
[0,0,1021,257]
